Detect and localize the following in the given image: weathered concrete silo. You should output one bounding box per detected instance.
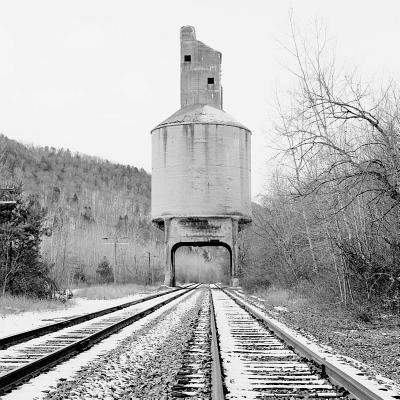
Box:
[151,26,251,286]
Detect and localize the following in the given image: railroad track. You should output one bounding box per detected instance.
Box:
[166,285,399,399]
[1,284,399,399]
[166,286,343,399]
[0,284,194,350]
[211,285,400,400]
[0,284,199,395]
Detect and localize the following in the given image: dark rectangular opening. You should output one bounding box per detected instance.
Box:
[184,55,191,62]
[208,77,214,84]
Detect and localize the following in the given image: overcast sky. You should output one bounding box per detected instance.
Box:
[1,0,400,199]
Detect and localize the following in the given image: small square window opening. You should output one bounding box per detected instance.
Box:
[184,55,191,62]
[208,77,214,84]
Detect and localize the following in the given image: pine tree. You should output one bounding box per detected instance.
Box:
[0,186,53,297]
[96,257,114,283]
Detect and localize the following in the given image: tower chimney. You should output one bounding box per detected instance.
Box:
[180,25,222,109]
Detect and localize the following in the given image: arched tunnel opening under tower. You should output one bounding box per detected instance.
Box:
[171,242,231,285]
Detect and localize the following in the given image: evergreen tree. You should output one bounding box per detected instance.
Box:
[0,186,53,297]
[96,257,114,283]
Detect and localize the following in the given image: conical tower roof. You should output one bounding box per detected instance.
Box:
[152,104,250,132]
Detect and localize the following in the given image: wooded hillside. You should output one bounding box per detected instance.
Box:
[0,134,162,288]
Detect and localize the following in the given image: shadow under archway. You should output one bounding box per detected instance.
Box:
[171,241,232,286]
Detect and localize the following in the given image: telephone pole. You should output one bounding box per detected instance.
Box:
[102,235,128,283]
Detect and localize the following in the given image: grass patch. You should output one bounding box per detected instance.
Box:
[0,294,73,315]
[254,287,308,310]
[74,283,158,300]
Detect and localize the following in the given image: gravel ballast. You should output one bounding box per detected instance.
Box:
[41,287,210,400]
[236,288,400,389]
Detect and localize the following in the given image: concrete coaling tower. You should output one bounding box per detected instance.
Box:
[151,26,251,286]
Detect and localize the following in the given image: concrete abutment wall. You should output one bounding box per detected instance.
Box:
[161,217,240,286]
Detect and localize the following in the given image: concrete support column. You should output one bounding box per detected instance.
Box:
[230,218,240,287]
[163,243,175,287]
[163,219,176,287]
[170,247,176,287]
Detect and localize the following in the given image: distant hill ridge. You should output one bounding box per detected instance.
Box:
[0,133,151,217]
[0,133,157,286]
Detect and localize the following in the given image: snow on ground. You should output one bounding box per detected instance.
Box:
[0,291,154,338]
[2,288,199,400]
[212,289,253,397]
[273,305,288,312]
[228,288,400,399]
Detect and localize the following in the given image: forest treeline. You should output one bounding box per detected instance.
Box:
[0,135,230,297]
[0,134,165,293]
[240,23,400,312]
[2,23,400,311]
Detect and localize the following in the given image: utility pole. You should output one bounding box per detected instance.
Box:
[102,235,128,284]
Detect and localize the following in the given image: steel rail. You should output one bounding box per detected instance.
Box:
[0,284,200,395]
[219,285,400,400]
[0,284,194,350]
[209,288,225,400]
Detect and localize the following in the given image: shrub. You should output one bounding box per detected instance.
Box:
[7,259,55,298]
[73,265,87,284]
[96,257,114,283]
[240,263,272,292]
